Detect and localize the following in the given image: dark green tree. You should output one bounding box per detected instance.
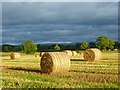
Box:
[114,41,119,49]
[54,44,60,51]
[0,45,2,52]
[96,36,109,51]
[2,45,14,52]
[2,46,9,52]
[21,40,37,54]
[89,41,96,48]
[80,41,89,50]
[75,43,81,50]
[109,39,115,50]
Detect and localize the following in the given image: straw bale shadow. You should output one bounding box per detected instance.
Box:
[70,59,84,61]
[7,67,42,74]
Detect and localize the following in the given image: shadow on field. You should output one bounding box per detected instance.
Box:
[7,67,42,74]
[71,59,84,61]
[7,67,54,75]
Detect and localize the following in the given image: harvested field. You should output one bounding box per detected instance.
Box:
[1,51,119,88]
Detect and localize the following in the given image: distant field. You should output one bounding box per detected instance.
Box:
[1,51,119,88]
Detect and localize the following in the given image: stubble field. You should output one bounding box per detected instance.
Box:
[1,51,119,88]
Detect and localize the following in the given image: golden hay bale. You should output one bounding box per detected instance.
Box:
[76,52,79,56]
[83,48,102,61]
[72,51,77,56]
[10,53,21,59]
[39,52,45,57]
[76,52,83,58]
[35,54,39,57]
[76,51,82,57]
[64,50,73,57]
[40,52,70,74]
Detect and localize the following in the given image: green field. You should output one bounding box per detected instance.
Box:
[1,51,119,88]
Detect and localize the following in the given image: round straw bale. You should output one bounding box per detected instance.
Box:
[77,52,81,56]
[76,52,83,58]
[64,50,73,57]
[72,51,77,56]
[10,53,21,59]
[35,54,39,57]
[40,52,70,74]
[76,51,82,56]
[40,52,45,57]
[83,48,102,61]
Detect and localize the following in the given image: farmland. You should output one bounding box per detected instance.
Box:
[1,51,119,88]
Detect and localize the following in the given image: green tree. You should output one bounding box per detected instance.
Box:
[89,41,96,48]
[21,40,37,54]
[96,36,109,51]
[114,41,119,49]
[54,44,60,51]
[80,41,89,50]
[109,39,115,50]
[2,46,9,52]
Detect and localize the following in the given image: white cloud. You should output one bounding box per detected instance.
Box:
[37,41,72,44]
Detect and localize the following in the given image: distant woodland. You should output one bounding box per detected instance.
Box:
[1,36,119,52]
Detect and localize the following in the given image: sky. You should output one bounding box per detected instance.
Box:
[2,2,118,45]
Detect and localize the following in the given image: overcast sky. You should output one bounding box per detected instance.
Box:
[2,2,118,45]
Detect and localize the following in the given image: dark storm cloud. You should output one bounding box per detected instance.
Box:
[2,24,118,44]
[2,2,117,25]
[2,2,118,45]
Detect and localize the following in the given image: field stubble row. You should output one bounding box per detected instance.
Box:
[1,51,119,88]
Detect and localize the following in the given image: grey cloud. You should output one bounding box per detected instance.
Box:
[2,24,118,44]
[2,2,118,44]
[2,2,117,26]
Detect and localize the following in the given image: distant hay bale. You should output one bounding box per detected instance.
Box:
[72,51,77,56]
[76,53,80,57]
[83,48,102,61]
[114,49,118,51]
[64,50,73,57]
[40,52,70,74]
[76,50,82,57]
[76,52,83,58]
[10,53,21,59]
[40,52,45,57]
[35,54,39,57]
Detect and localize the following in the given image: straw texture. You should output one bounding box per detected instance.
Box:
[40,52,70,74]
[10,53,21,59]
[83,48,102,61]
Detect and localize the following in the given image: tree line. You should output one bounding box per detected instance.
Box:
[1,36,120,54]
